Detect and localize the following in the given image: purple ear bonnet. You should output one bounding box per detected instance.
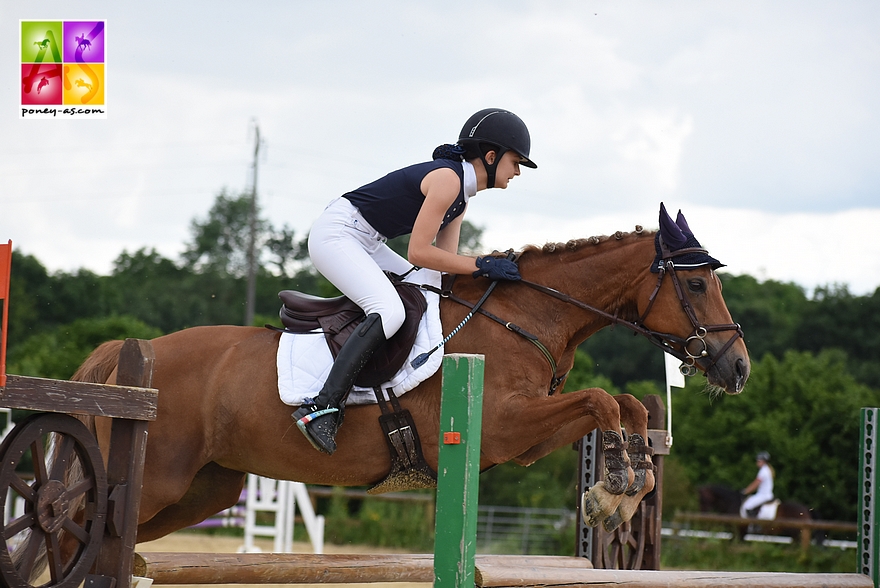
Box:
[652,203,724,273]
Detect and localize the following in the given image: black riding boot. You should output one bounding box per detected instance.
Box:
[293,313,386,455]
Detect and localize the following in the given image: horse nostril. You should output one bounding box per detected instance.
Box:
[734,357,748,392]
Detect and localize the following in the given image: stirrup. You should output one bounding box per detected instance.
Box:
[293,403,341,454]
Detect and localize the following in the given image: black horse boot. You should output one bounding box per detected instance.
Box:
[293,313,386,454]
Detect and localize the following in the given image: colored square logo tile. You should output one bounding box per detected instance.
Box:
[63,21,105,63]
[63,63,105,105]
[21,21,63,63]
[21,63,63,105]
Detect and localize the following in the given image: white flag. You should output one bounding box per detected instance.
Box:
[664,352,686,389]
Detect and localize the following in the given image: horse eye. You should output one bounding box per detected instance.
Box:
[688,278,706,293]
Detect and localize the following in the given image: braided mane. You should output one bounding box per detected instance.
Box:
[517,225,653,259]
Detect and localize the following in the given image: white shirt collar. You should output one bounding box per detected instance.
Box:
[462,161,476,201]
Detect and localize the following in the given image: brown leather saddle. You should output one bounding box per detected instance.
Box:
[278,276,427,388]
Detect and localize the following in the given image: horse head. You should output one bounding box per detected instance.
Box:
[509,203,749,396]
[635,203,750,395]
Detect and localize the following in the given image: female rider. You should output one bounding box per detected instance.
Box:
[294,108,537,454]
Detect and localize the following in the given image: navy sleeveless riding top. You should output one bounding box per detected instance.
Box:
[343,159,467,239]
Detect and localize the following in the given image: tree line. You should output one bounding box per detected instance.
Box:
[4,190,879,523]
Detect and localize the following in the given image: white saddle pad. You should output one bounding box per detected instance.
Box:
[757,499,780,520]
[276,268,443,407]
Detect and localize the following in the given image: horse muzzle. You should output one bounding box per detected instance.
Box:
[703,342,750,394]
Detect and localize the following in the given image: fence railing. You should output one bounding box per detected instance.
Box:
[672,511,857,551]
[477,505,576,554]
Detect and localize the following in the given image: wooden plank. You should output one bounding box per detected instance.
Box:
[476,568,873,588]
[0,374,157,420]
[133,553,436,584]
[475,556,593,587]
[133,552,871,587]
[93,339,156,588]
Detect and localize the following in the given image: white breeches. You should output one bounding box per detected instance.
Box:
[741,492,774,517]
[308,197,413,339]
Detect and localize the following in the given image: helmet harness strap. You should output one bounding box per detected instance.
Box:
[480,144,508,189]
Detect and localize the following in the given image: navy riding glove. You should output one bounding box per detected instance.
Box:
[473,256,521,281]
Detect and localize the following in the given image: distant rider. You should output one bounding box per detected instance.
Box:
[740,451,774,518]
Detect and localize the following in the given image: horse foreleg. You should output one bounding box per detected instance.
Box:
[488,388,633,528]
[603,394,656,531]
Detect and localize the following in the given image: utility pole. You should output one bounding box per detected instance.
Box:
[244,121,261,326]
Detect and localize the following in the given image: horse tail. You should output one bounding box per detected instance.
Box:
[71,339,125,384]
[70,338,123,432]
[11,340,124,582]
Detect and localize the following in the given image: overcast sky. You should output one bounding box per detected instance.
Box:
[2,1,878,295]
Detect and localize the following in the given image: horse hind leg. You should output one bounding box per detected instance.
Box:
[137,462,246,543]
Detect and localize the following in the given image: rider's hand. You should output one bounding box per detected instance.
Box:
[473,256,521,281]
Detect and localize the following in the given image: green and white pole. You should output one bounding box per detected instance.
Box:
[434,354,484,588]
[860,407,880,587]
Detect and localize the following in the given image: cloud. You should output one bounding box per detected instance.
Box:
[1,0,878,296]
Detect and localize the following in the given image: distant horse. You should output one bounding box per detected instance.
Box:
[14,205,750,581]
[698,484,823,544]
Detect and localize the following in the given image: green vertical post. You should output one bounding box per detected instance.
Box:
[860,407,880,587]
[434,354,484,588]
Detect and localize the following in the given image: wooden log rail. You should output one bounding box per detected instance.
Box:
[673,511,857,551]
[133,551,872,587]
[0,373,158,420]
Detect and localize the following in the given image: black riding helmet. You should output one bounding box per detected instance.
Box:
[457,108,536,189]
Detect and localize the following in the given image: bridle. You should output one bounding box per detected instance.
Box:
[433,238,744,392]
[632,237,745,375]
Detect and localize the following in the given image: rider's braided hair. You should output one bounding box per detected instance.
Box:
[432,143,466,162]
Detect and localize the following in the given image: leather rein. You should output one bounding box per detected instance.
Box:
[424,240,744,393]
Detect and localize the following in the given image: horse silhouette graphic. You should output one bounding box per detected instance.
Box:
[75,78,92,92]
[37,77,49,94]
[33,39,50,50]
[75,34,91,52]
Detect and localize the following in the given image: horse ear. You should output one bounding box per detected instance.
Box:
[675,210,694,237]
[659,203,687,249]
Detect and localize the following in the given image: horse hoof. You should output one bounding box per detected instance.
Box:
[603,510,624,532]
[581,489,606,527]
[581,482,624,527]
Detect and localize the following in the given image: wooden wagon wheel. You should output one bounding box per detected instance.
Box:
[0,413,108,588]
[596,502,647,570]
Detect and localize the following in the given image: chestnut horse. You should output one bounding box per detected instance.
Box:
[67,206,749,545]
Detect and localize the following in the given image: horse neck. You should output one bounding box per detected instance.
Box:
[516,232,656,340]
[441,232,656,377]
